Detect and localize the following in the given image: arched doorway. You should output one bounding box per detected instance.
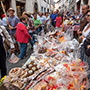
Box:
[34,2,38,13]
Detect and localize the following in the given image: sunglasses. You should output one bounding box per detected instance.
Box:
[86,15,90,17]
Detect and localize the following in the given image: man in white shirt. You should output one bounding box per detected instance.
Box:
[38,12,46,24]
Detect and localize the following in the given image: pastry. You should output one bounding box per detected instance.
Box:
[28,70,33,75]
[32,67,36,71]
[9,68,23,78]
[38,47,47,53]
[11,80,24,89]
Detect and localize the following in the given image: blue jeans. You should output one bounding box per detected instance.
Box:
[29,32,36,46]
[19,43,27,59]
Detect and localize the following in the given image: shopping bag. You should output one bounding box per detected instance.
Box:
[9,53,20,64]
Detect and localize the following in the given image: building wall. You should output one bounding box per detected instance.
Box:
[11,0,17,15]
[26,0,53,13]
[55,0,69,11]
[9,0,54,15]
[25,0,34,13]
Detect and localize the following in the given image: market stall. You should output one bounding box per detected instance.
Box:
[1,28,90,90]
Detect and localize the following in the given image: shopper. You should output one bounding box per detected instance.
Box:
[78,5,89,34]
[45,12,50,32]
[8,8,20,35]
[80,10,90,62]
[38,12,46,25]
[79,10,90,42]
[50,11,57,27]
[25,12,35,48]
[16,17,32,59]
[55,13,62,28]
[8,8,20,55]
[0,34,7,78]
[33,13,41,34]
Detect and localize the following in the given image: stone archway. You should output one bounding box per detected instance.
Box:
[34,2,38,13]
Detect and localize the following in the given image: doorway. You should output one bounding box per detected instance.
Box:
[34,2,38,13]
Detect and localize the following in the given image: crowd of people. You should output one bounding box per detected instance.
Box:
[0,4,90,81]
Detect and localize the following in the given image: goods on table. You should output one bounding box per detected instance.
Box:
[4,68,26,89]
[3,29,90,90]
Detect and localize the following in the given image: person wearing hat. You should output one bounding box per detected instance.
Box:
[7,8,20,35]
[7,8,20,54]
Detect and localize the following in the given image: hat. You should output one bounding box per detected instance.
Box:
[25,12,31,17]
[8,8,15,12]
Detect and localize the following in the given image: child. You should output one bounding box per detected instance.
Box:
[55,13,62,28]
[16,17,32,59]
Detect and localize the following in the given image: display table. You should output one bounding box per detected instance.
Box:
[3,29,89,90]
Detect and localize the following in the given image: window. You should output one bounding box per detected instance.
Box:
[41,7,43,12]
[44,8,46,12]
[47,0,49,4]
[47,8,49,13]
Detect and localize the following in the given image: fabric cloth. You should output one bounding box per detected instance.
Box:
[55,16,62,28]
[19,43,27,59]
[0,25,15,49]
[33,18,41,28]
[16,22,32,43]
[0,35,7,78]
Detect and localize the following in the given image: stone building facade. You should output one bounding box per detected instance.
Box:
[26,0,55,13]
[0,0,55,17]
[55,0,90,13]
